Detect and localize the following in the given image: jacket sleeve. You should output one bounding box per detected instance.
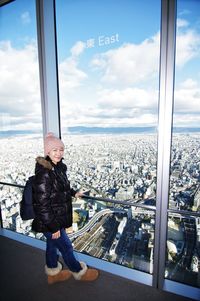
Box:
[34,171,60,233]
[62,164,77,197]
[70,187,77,197]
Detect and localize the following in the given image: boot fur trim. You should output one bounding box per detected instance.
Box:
[71,261,88,280]
[45,261,62,276]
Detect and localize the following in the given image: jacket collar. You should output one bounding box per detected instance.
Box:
[36,156,64,170]
[36,156,53,170]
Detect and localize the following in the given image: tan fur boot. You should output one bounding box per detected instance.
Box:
[45,261,72,284]
[71,262,99,281]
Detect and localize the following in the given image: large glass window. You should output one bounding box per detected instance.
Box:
[56,0,160,273]
[167,0,200,288]
[0,0,43,233]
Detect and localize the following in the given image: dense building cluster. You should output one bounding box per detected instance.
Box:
[0,133,199,287]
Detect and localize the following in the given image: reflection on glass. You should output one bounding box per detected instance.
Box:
[167,0,200,288]
[169,134,200,212]
[165,214,200,288]
[0,184,45,240]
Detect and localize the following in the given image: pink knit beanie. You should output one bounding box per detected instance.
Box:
[44,132,64,156]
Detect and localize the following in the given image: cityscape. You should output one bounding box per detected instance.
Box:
[0,132,199,288]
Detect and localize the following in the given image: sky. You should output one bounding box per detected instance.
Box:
[0,0,200,132]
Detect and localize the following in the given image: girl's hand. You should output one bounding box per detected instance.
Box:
[66,226,74,234]
[75,191,84,198]
[52,230,60,239]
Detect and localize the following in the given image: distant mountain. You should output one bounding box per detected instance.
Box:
[1,127,200,138]
[66,126,200,135]
[0,130,38,138]
[173,127,200,133]
[66,126,156,134]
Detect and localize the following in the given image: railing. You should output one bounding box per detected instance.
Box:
[0,181,24,189]
[0,180,156,211]
[1,181,200,217]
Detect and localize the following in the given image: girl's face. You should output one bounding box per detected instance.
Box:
[48,147,64,164]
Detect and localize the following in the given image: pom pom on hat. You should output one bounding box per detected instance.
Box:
[44,132,64,156]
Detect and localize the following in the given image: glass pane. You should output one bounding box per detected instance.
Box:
[70,199,155,274]
[56,0,160,273]
[0,184,44,240]
[167,0,200,288]
[165,213,200,288]
[0,0,43,185]
[169,0,200,213]
[0,0,43,236]
[0,180,155,274]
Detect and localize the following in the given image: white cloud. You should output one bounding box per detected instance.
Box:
[59,57,87,90]
[1,15,200,131]
[60,101,158,128]
[176,29,200,67]
[91,33,160,86]
[97,88,158,110]
[59,85,158,128]
[90,19,200,87]
[173,113,200,127]
[59,41,87,91]
[178,9,190,17]
[21,11,31,25]
[176,17,200,67]
[174,79,200,113]
[177,18,189,28]
[71,41,85,57]
[0,40,42,130]
[59,23,200,128]
[179,78,197,89]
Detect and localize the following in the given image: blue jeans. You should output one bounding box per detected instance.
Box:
[44,228,82,272]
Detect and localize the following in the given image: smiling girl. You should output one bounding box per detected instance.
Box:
[32,132,99,284]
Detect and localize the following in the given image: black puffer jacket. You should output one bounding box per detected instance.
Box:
[32,156,76,233]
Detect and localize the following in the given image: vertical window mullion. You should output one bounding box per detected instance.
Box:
[36,0,60,139]
[153,0,177,289]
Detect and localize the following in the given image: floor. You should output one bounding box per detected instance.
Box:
[0,235,196,301]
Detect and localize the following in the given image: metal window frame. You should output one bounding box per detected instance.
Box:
[154,1,199,300]
[0,0,15,7]
[36,0,61,139]
[153,0,177,289]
